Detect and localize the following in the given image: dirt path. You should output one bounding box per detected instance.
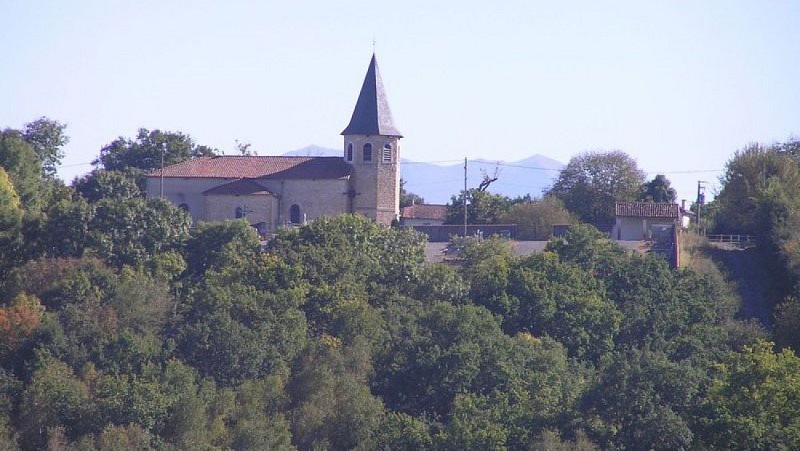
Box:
[702,243,773,328]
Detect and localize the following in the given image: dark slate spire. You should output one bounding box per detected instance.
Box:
[341,53,402,137]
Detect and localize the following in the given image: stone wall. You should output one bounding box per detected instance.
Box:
[204,194,277,231]
[146,176,237,222]
[343,135,400,225]
[260,178,350,225]
[147,176,351,226]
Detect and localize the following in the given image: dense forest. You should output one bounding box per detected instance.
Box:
[1,120,800,450]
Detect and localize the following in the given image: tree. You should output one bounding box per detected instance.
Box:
[94,128,216,173]
[175,253,308,386]
[711,141,800,304]
[268,214,427,295]
[505,252,621,361]
[584,348,699,449]
[22,117,68,178]
[72,169,142,203]
[88,197,191,269]
[399,178,425,208]
[288,341,385,450]
[0,168,23,275]
[638,174,677,203]
[695,340,800,449]
[445,188,514,225]
[17,357,92,449]
[499,196,576,240]
[546,151,646,224]
[184,220,261,278]
[0,293,43,362]
[774,298,800,352]
[40,197,92,258]
[712,143,800,235]
[0,130,48,211]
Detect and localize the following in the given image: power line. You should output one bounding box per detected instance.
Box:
[57,156,726,177]
[59,162,94,168]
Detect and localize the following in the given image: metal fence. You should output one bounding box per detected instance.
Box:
[704,234,756,245]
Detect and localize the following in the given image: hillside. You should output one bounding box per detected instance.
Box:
[701,242,774,327]
[283,145,564,203]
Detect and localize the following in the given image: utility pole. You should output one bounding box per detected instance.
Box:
[696,181,706,229]
[160,142,166,198]
[463,157,468,237]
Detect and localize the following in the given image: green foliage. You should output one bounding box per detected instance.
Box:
[17,357,92,449]
[94,423,154,450]
[774,297,800,351]
[584,348,699,450]
[40,197,92,258]
[88,197,191,269]
[288,340,384,450]
[175,253,308,386]
[73,169,142,203]
[413,262,469,306]
[547,150,646,224]
[696,340,800,449]
[399,178,425,208]
[22,117,68,178]
[0,168,23,277]
[437,393,509,450]
[0,130,48,211]
[271,214,426,289]
[445,188,514,225]
[712,139,800,346]
[714,143,800,235]
[506,252,621,360]
[638,173,677,203]
[185,219,261,278]
[0,125,795,449]
[374,412,434,450]
[229,376,293,450]
[499,196,576,240]
[94,128,216,172]
[546,223,627,274]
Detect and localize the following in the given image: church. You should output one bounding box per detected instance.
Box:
[145,54,402,232]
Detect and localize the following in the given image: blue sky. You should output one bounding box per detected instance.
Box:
[2,1,798,203]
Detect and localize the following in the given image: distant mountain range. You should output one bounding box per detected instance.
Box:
[283,145,564,204]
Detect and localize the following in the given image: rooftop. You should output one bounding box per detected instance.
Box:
[401,203,448,221]
[202,178,275,196]
[341,53,402,137]
[148,155,352,180]
[615,202,680,218]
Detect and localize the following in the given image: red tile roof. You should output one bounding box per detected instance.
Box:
[202,178,275,196]
[401,204,448,221]
[615,202,680,218]
[148,156,352,180]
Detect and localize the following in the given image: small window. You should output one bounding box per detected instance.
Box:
[178,203,190,213]
[289,204,301,224]
[346,143,353,162]
[363,143,372,162]
[235,206,245,218]
[382,143,392,163]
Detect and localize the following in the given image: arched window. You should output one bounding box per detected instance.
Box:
[289,204,301,224]
[382,142,392,163]
[362,143,372,162]
[346,143,353,162]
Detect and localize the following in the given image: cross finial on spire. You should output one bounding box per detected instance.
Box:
[372,37,376,53]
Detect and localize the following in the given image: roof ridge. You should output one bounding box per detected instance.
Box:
[341,53,402,137]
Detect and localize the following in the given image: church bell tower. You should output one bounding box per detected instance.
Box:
[342,53,402,225]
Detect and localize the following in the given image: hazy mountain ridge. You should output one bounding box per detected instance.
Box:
[283,145,564,204]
